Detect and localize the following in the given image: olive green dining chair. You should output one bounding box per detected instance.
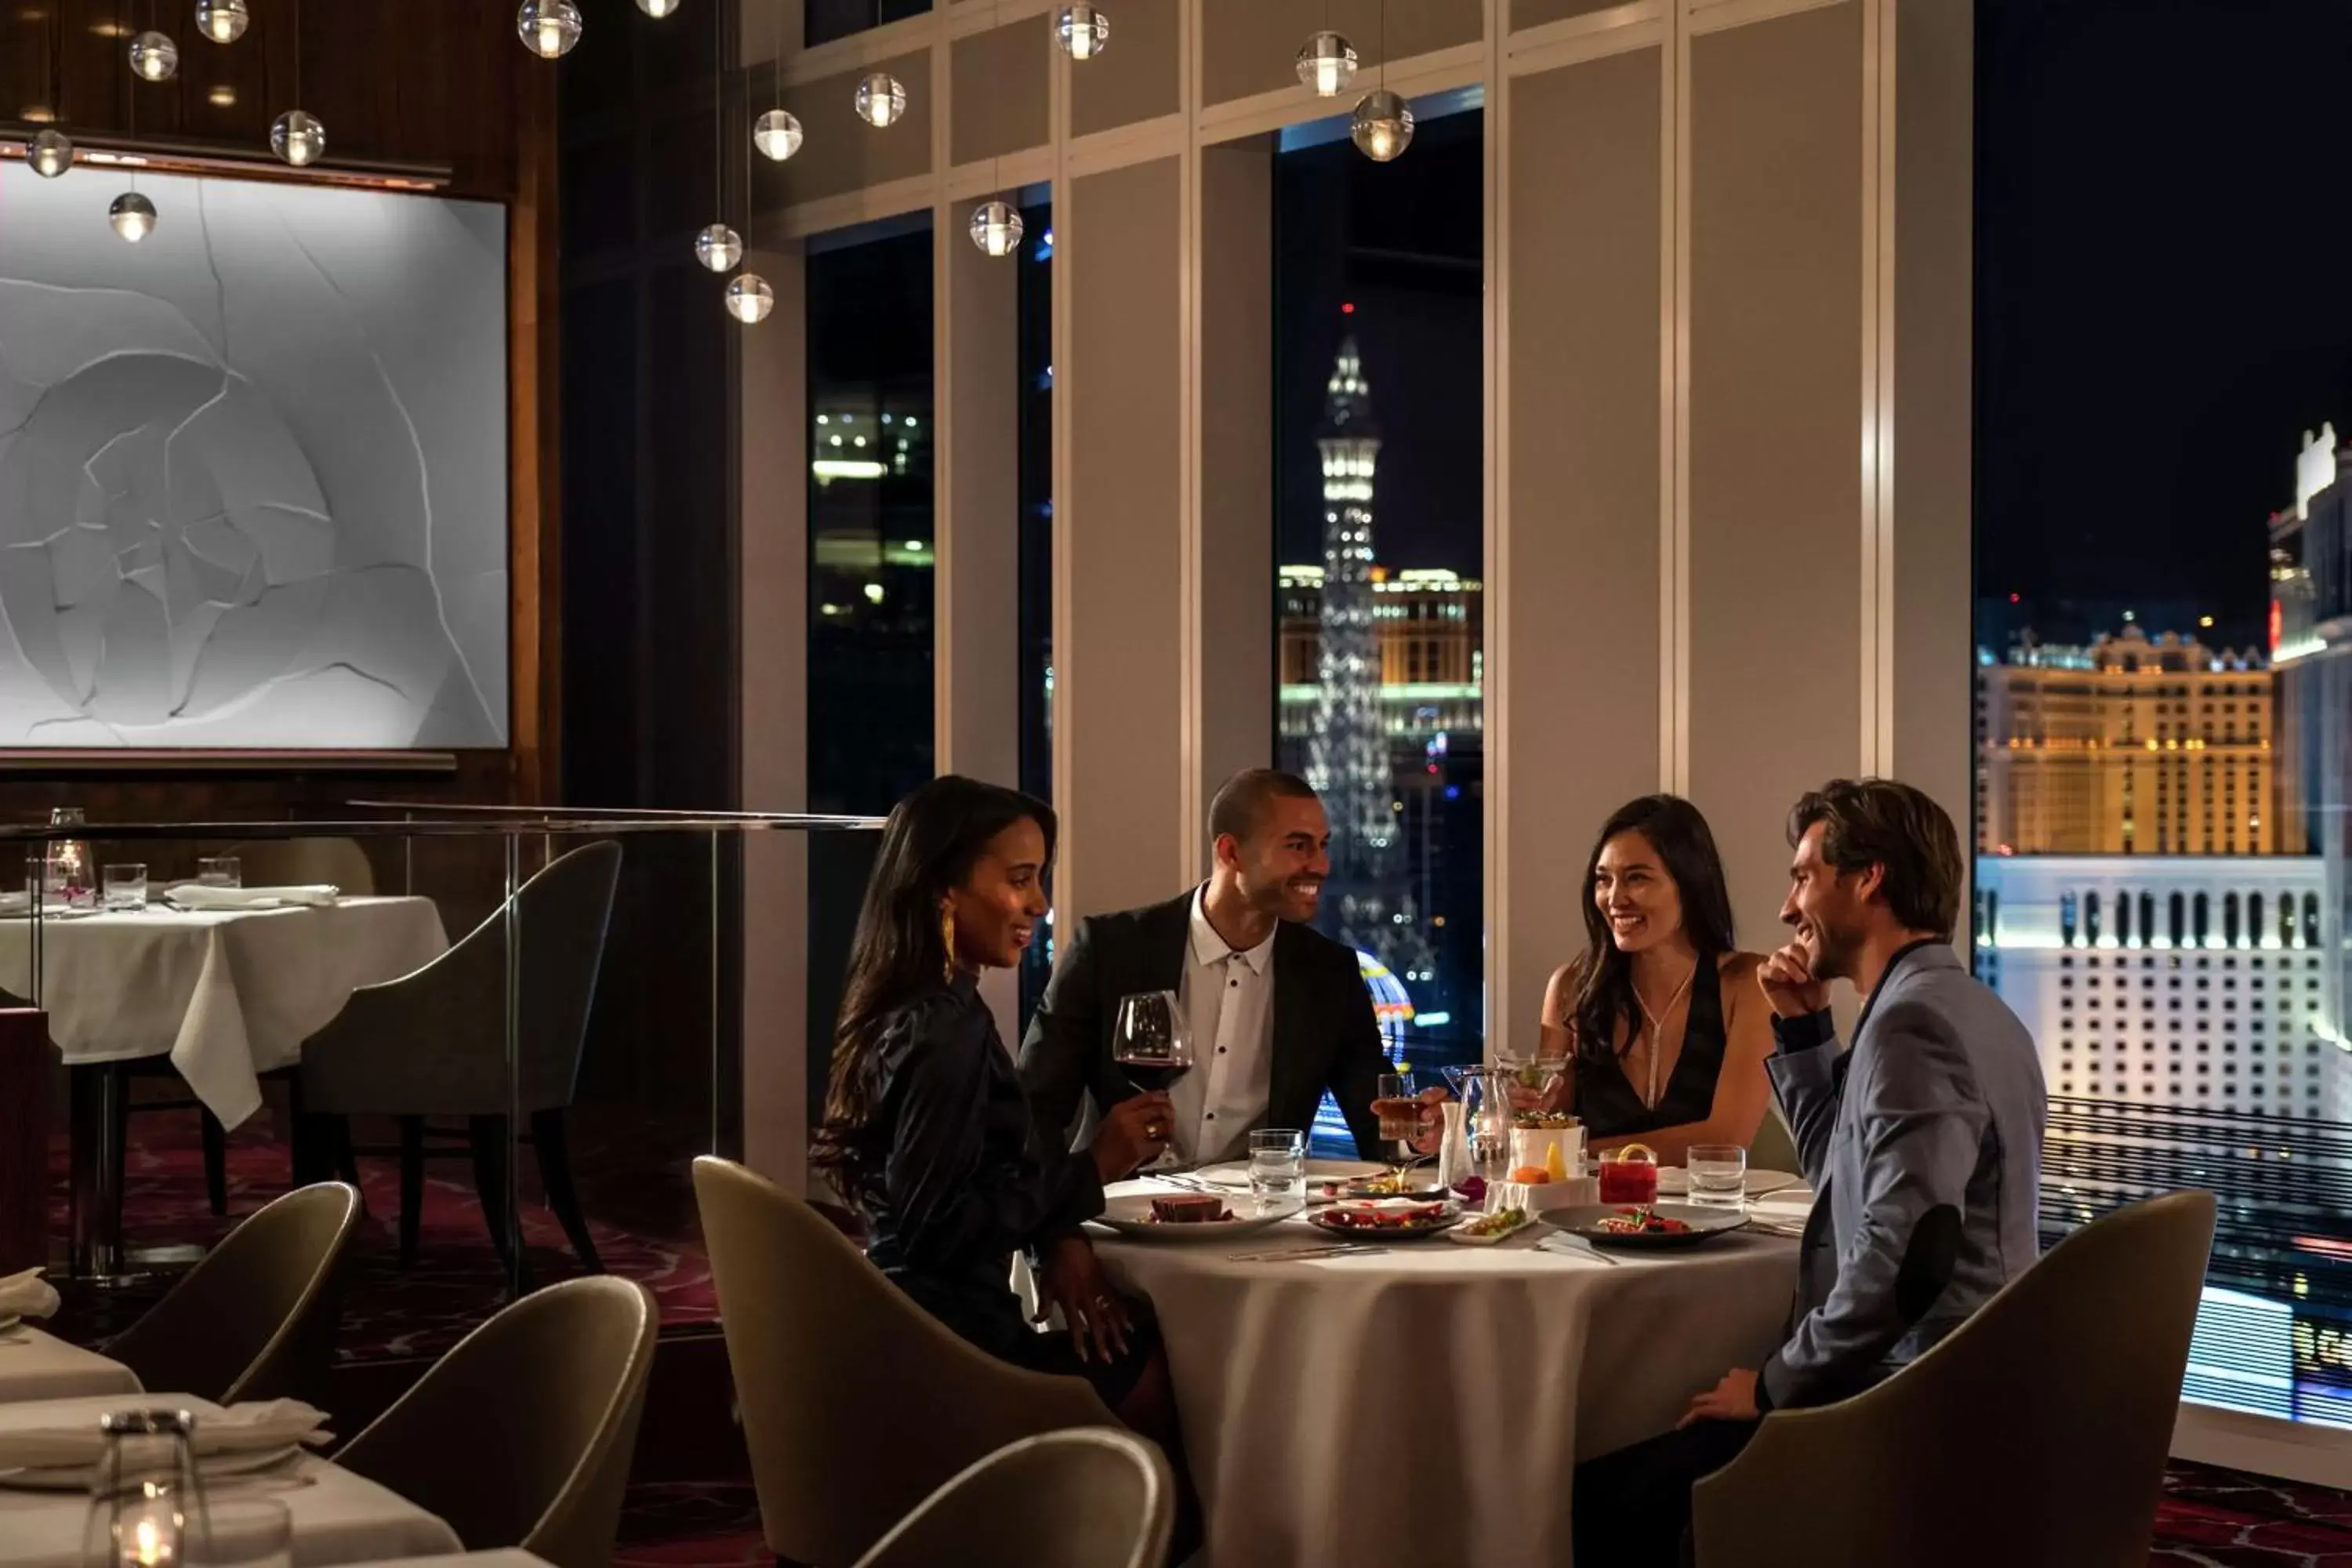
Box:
[1748,1103,1802,1176]
[851,1428,1174,1568]
[692,1156,1116,1567]
[106,1181,360,1408]
[334,1274,657,1568]
[1692,1189,2216,1568]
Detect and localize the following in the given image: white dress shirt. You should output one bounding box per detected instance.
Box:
[1170,887,1277,1165]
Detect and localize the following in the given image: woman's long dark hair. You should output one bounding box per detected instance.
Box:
[810,775,1056,1201]
[1568,795,1737,1066]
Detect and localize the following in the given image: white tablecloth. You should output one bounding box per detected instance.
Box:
[1095,1185,1805,1568]
[0,898,448,1129]
[335,1555,550,1568]
[0,1327,140,1404]
[0,1395,463,1568]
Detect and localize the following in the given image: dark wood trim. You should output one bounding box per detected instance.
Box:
[0,1011,46,1272]
[510,35,563,808]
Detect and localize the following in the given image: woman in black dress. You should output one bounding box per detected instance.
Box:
[1532,795,1774,1162]
[811,775,1179,1428]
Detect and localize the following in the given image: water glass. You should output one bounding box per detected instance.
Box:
[188,1498,292,1568]
[195,857,241,889]
[1247,1128,1305,1207]
[1686,1142,1748,1209]
[101,865,149,912]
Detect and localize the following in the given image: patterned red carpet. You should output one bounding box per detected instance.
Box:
[45,1113,715,1363]
[611,1465,2352,1566]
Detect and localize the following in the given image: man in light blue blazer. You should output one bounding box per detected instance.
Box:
[1573,779,2046,1566]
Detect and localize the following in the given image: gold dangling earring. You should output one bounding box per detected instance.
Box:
[939,902,958,983]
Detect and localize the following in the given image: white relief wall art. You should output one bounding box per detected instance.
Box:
[0,165,509,748]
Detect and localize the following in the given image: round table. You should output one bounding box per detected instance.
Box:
[1094,1185,1802,1568]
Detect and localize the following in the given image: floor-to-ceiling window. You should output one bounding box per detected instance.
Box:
[805,220,935,1084]
[804,0,930,49]
[1272,102,1484,1142]
[1973,0,2352,1428]
[1018,199,1055,1027]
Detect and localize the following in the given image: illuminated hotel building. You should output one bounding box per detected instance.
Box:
[1974,626,2274,855]
[1973,855,2347,1121]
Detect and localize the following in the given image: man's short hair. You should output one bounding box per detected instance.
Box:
[1209,768,1319,846]
[1788,779,1964,939]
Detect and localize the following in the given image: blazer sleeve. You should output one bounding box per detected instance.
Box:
[1324,946,1390,1160]
[1760,999,1987,1410]
[1763,1008,1847,1182]
[891,1005,1104,1271]
[1017,913,1109,1145]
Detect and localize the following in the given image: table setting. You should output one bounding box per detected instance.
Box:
[0,1394,462,1568]
[0,1272,143,1406]
[1087,1112,1809,1568]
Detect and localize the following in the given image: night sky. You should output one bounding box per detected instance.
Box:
[1276,108,1485,575]
[1976,0,2352,651]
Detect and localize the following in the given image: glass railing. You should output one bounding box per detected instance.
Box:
[0,806,880,1370]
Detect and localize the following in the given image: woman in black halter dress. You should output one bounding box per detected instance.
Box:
[1537,796,1775,1162]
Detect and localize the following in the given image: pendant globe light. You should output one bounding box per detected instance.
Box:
[854,71,906,129]
[194,0,247,43]
[30,129,74,178]
[637,0,681,14]
[27,16,71,177]
[725,273,774,324]
[1348,4,1410,162]
[695,224,742,271]
[1295,30,1356,96]
[129,29,178,81]
[269,2,324,166]
[968,201,1023,258]
[517,0,582,59]
[1054,5,1108,60]
[110,191,158,241]
[751,4,800,162]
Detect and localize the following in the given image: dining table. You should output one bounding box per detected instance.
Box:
[0,1324,141,1404]
[1093,1178,1807,1568]
[0,895,448,1276]
[0,1393,463,1568]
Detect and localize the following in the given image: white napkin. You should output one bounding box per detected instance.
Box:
[0,1400,332,1472]
[0,1268,60,1321]
[163,884,339,911]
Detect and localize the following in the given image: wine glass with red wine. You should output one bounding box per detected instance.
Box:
[1112,990,1192,1092]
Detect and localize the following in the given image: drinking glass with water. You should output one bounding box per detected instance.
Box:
[1247,1128,1305,1207]
[1686,1143,1748,1210]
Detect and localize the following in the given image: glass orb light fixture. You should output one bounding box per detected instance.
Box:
[110,191,158,242]
[517,0,583,59]
[854,72,906,129]
[28,129,73,178]
[752,108,803,162]
[636,0,681,13]
[194,0,248,43]
[270,110,325,166]
[1350,89,1413,162]
[726,273,775,325]
[695,223,742,273]
[1054,5,1109,60]
[129,30,180,82]
[1295,30,1357,96]
[969,199,1023,258]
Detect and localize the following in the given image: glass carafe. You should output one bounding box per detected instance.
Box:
[45,806,93,910]
[1443,1065,1518,1205]
[83,1408,202,1568]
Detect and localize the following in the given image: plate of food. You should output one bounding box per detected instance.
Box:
[1655,1167,1806,1199]
[1537,1202,1748,1250]
[1091,1192,1301,1243]
[1318,1170,1448,1201]
[1446,1207,1534,1246]
[1305,1197,1461,1241]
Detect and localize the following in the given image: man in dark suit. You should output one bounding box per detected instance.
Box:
[1018,768,1391,1163]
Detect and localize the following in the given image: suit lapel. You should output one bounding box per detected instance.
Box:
[1268,923,1310,1126]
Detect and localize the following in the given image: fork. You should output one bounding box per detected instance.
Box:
[1226,1243,1389,1262]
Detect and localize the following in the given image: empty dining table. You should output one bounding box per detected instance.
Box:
[0,1394,463,1568]
[1093,1180,1806,1568]
[0,1325,140,1404]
